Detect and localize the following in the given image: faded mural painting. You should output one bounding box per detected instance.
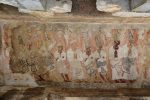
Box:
[3,22,150,83]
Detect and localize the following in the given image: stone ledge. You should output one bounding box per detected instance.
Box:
[0,16,150,23]
[1,85,150,97]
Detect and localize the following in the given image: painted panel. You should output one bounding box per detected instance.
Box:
[2,22,150,85]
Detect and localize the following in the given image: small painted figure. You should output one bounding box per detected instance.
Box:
[67,48,84,82]
[54,45,70,82]
[122,31,138,81]
[109,39,124,82]
[83,47,97,82]
[94,45,108,82]
[143,30,150,80]
[109,29,127,83]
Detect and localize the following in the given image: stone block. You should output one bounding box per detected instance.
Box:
[112,11,150,17]
[133,0,150,12]
[0,0,18,7]
[96,0,129,12]
[17,0,45,11]
[131,0,144,9]
[46,0,72,13]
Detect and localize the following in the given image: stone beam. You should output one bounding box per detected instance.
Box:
[0,0,72,14]
[96,0,130,12]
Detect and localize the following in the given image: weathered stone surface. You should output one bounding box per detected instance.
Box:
[0,89,22,100]
[112,0,150,17]
[18,9,54,17]
[17,0,45,11]
[0,24,2,53]
[65,97,129,100]
[0,0,18,7]
[4,73,38,86]
[133,0,150,12]
[0,0,72,15]
[96,0,129,12]
[46,0,72,13]
[0,72,4,85]
[48,94,65,100]
[131,0,145,9]
[112,11,150,17]
[21,87,46,100]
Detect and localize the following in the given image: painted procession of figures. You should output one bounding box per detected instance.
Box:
[8,24,150,83]
[49,29,145,83]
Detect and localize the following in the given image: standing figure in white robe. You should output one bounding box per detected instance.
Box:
[122,34,138,81]
[122,46,138,81]
[109,40,124,82]
[54,45,70,82]
[67,48,85,81]
[94,46,108,82]
[83,47,97,82]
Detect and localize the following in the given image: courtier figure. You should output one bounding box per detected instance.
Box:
[94,32,108,82]
[54,45,70,82]
[66,33,85,82]
[109,29,126,82]
[122,30,138,82]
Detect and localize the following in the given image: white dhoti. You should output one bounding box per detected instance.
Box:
[128,65,138,80]
[98,66,107,76]
[111,59,123,80]
[56,61,68,74]
[70,61,84,80]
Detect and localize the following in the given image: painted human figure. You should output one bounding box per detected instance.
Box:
[122,45,138,81]
[83,47,97,82]
[67,34,85,82]
[93,32,108,82]
[67,47,84,81]
[122,31,138,81]
[143,30,150,79]
[27,31,44,50]
[54,45,70,82]
[109,40,123,82]
[109,29,127,82]
[94,45,108,82]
